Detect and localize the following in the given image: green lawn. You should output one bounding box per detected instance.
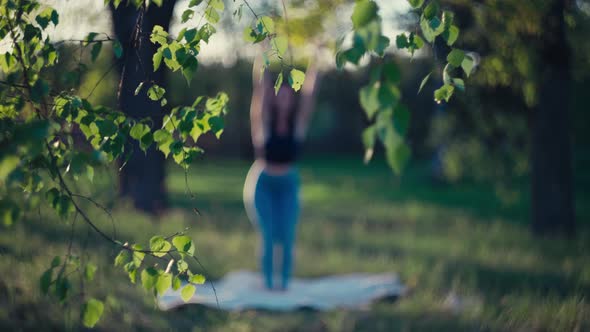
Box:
[1,157,589,331]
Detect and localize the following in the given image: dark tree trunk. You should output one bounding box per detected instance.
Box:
[110,1,177,214]
[531,0,575,236]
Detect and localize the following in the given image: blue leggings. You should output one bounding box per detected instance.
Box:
[244,163,300,290]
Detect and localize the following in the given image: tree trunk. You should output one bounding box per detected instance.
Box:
[110,1,177,214]
[531,0,575,236]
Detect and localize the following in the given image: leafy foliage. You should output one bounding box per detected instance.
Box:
[0,0,231,327]
[336,0,471,172]
[0,0,470,328]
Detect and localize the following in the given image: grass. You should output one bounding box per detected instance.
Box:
[1,157,589,331]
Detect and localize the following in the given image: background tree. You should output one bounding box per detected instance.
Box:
[531,0,575,235]
[110,0,178,213]
[414,0,585,236]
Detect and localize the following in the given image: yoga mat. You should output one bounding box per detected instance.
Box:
[158,270,405,311]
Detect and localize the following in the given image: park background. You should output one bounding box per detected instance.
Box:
[1,0,590,331]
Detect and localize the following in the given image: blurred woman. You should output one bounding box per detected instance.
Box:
[243,55,320,291]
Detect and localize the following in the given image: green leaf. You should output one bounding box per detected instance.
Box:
[351,0,378,29]
[36,8,59,29]
[147,84,166,101]
[274,72,283,96]
[55,276,71,301]
[181,9,194,23]
[453,78,465,91]
[442,10,454,29]
[393,104,410,136]
[407,0,425,8]
[243,27,258,43]
[208,116,224,139]
[197,24,216,43]
[396,34,409,49]
[180,284,196,301]
[150,25,168,45]
[410,34,424,55]
[86,165,94,182]
[447,49,465,67]
[362,125,376,163]
[386,143,411,174]
[177,259,189,273]
[152,0,163,7]
[96,119,118,137]
[258,16,275,34]
[184,28,198,43]
[91,42,102,62]
[81,298,104,328]
[153,48,163,71]
[443,25,459,46]
[172,276,182,290]
[0,156,19,182]
[375,36,390,56]
[124,262,138,283]
[461,54,475,77]
[134,82,145,96]
[288,69,305,92]
[131,244,145,267]
[141,267,159,291]
[189,0,203,7]
[114,249,131,267]
[189,274,205,285]
[40,268,52,294]
[205,8,220,24]
[181,56,199,85]
[156,273,172,295]
[209,0,224,10]
[429,16,443,33]
[420,17,435,42]
[418,72,432,94]
[84,263,97,282]
[434,84,455,103]
[56,195,75,219]
[272,36,288,57]
[130,123,149,140]
[140,132,154,152]
[423,0,440,20]
[149,236,172,257]
[378,82,401,108]
[0,53,17,72]
[51,256,61,268]
[359,84,380,120]
[383,62,400,84]
[172,235,195,255]
[113,40,123,58]
[154,129,172,143]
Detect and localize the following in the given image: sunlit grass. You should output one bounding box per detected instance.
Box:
[0,157,588,331]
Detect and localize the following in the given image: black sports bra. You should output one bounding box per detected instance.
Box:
[264,133,301,164]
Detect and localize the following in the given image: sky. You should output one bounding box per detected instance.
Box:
[38,0,411,65]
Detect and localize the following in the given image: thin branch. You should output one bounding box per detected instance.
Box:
[187,253,219,309]
[242,0,260,19]
[70,193,117,241]
[84,60,119,100]
[0,80,28,89]
[280,0,294,63]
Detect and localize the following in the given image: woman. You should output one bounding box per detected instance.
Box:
[243,55,320,291]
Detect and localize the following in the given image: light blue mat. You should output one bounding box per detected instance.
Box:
[158,270,405,311]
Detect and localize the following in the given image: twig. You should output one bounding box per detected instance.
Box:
[84,60,119,99]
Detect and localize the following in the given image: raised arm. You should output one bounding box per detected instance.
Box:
[250,54,271,151]
[295,59,321,140]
